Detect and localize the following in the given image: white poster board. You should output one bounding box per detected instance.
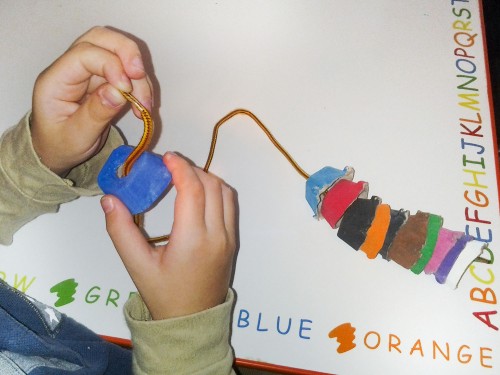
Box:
[0,1,498,374]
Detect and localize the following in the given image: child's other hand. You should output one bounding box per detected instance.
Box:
[101,153,237,320]
[31,27,152,176]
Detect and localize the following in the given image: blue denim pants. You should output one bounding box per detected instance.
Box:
[0,280,131,374]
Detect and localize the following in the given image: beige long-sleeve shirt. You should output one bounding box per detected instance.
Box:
[0,114,236,374]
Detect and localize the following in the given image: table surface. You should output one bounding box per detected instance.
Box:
[483,0,499,143]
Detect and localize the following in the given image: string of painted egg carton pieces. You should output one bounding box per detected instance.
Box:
[305,165,490,289]
[97,99,491,288]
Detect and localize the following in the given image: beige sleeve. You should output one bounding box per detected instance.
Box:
[0,113,123,245]
[124,289,236,375]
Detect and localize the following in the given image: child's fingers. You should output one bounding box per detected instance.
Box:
[101,195,153,277]
[38,41,152,133]
[35,26,153,128]
[164,153,207,232]
[36,41,131,104]
[164,152,237,248]
[55,83,127,160]
[130,76,154,117]
[196,170,226,234]
[72,27,152,115]
[66,42,132,92]
[72,26,146,80]
[222,184,237,248]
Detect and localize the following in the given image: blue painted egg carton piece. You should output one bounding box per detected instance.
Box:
[98,145,172,214]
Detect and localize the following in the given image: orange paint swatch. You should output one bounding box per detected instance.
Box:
[328,322,357,354]
[360,203,391,259]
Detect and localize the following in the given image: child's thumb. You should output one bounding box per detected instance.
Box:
[73,84,127,138]
[101,195,150,268]
[99,84,128,112]
[101,195,134,244]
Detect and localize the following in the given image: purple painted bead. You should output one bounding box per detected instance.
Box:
[434,234,472,284]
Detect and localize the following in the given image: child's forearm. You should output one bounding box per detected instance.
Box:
[0,113,123,245]
[125,289,237,375]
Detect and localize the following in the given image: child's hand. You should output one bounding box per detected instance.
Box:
[101,153,237,320]
[31,26,152,176]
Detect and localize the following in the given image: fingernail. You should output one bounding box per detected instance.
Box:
[132,56,145,73]
[101,86,126,108]
[117,74,132,92]
[101,196,115,213]
[164,151,175,160]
